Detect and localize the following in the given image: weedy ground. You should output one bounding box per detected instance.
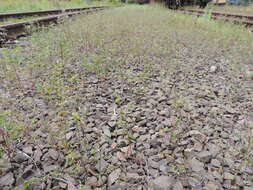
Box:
[0,0,114,13]
[186,4,253,15]
[0,5,252,190]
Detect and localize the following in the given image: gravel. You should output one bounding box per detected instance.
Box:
[0,5,252,190]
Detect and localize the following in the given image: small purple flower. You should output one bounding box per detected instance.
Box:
[238,119,246,125]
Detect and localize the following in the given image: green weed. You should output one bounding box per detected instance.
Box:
[0,112,24,141]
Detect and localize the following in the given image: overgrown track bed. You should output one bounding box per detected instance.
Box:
[0,6,109,45]
[0,6,109,21]
[0,6,252,190]
[181,9,253,27]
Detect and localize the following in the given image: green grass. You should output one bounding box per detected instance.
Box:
[0,0,115,13]
[0,112,24,141]
[0,112,24,157]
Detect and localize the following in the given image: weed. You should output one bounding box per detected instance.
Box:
[67,164,83,175]
[174,165,186,174]
[116,113,127,128]
[65,150,81,166]
[23,177,40,190]
[0,112,24,141]
[115,96,123,105]
[72,112,81,122]
[49,170,63,178]
[83,56,109,76]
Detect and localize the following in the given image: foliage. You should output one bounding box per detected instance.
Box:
[0,112,24,141]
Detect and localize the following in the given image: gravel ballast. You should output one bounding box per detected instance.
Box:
[0,5,252,190]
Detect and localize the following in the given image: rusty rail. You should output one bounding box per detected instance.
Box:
[0,7,108,45]
[180,9,253,27]
[0,6,109,21]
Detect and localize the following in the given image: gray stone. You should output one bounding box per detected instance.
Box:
[223,172,234,180]
[188,177,199,187]
[241,167,253,175]
[66,131,74,141]
[95,159,108,172]
[15,184,26,190]
[108,121,116,128]
[59,182,67,189]
[235,176,243,186]
[223,157,234,167]
[244,187,253,190]
[133,133,139,138]
[159,165,169,174]
[34,149,43,162]
[22,146,33,155]
[148,158,159,169]
[210,66,217,73]
[159,109,170,117]
[102,126,111,138]
[204,183,218,190]
[149,169,159,177]
[212,171,222,181]
[108,168,121,186]
[173,181,184,190]
[43,165,58,173]
[162,119,171,127]
[184,130,206,143]
[197,151,212,163]
[116,129,125,135]
[0,172,14,187]
[14,151,30,163]
[211,159,221,168]
[127,173,141,179]
[48,149,59,160]
[87,176,97,186]
[138,119,147,127]
[207,144,220,157]
[184,148,194,158]
[188,158,204,172]
[139,134,150,141]
[152,176,174,190]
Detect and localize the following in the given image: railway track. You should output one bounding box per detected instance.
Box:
[180,9,253,27]
[0,6,109,45]
[0,6,109,21]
